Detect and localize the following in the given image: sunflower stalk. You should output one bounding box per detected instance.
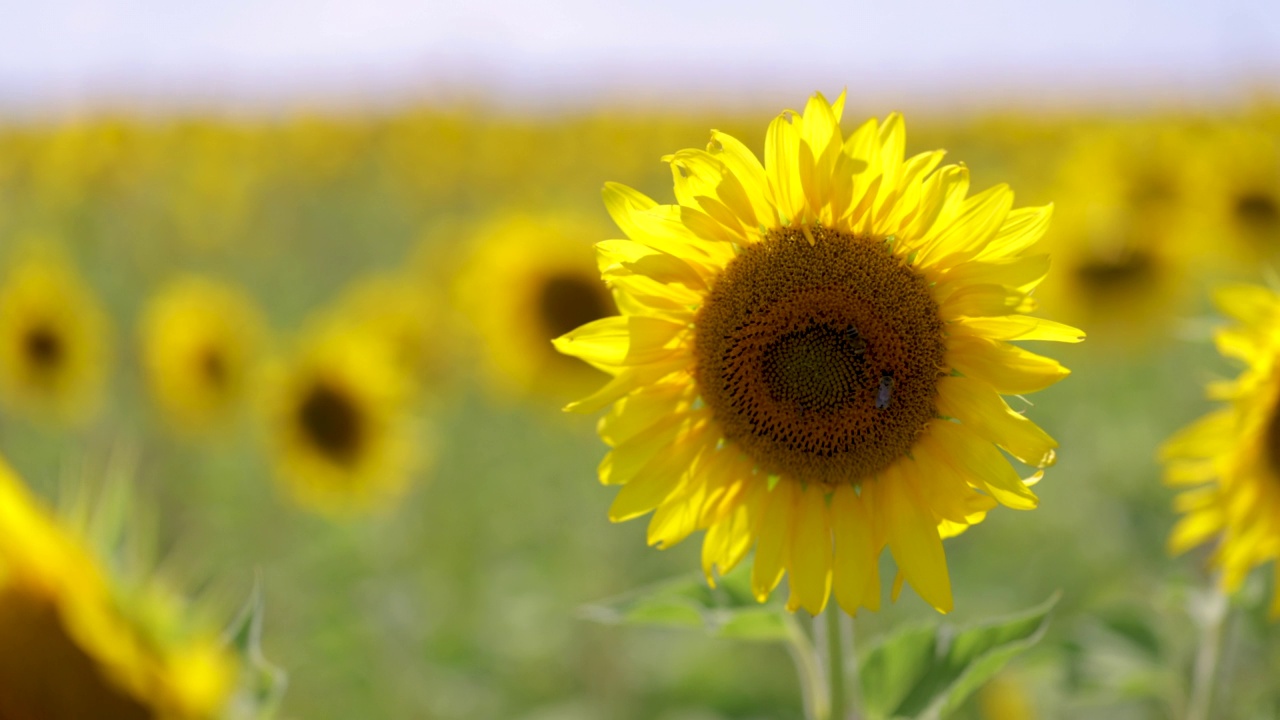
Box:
[784,614,828,720]
[1186,584,1228,720]
[817,605,861,720]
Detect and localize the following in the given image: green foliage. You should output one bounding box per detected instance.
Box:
[223,576,289,719]
[579,565,790,642]
[860,594,1058,720]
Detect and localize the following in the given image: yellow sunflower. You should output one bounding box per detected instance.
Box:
[0,245,111,423]
[326,273,445,393]
[265,321,420,515]
[0,455,233,719]
[1192,122,1280,266]
[1034,124,1203,347]
[555,92,1082,615]
[141,276,266,434]
[1162,283,1280,616]
[455,212,616,399]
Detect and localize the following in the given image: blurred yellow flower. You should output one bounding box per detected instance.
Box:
[140,276,267,435]
[1035,124,1203,348]
[0,455,233,719]
[455,212,615,400]
[327,273,445,394]
[0,245,111,423]
[556,91,1081,615]
[1193,123,1280,266]
[1162,283,1280,617]
[265,322,421,515]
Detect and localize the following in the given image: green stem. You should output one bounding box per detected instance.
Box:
[825,605,846,720]
[785,614,829,720]
[841,611,862,719]
[1187,587,1228,720]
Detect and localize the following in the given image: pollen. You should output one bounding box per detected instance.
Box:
[693,226,946,485]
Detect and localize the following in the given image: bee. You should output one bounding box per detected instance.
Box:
[876,371,893,409]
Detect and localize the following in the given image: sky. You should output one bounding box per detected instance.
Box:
[1,0,1278,115]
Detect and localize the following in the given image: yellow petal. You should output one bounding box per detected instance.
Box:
[608,421,710,521]
[751,481,797,601]
[972,204,1054,262]
[881,465,953,613]
[830,485,878,616]
[786,486,833,615]
[947,335,1071,395]
[564,358,688,414]
[707,130,773,226]
[765,111,805,224]
[936,375,1058,468]
[1167,510,1224,555]
[928,421,1039,510]
[952,314,1085,344]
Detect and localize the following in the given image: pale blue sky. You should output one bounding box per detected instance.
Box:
[1,0,1277,114]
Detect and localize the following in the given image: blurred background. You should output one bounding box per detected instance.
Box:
[2,1,1280,718]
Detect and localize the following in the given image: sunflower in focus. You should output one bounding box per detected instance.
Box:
[0,246,111,423]
[265,322,419,515]
[141,276,266,434]
[555,92,1081,615]
[455,212,616,399]
[1034,124,1202,347]
[0,456,233,719]
[1162,283,1280,616]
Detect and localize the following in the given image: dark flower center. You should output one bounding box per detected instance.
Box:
[298,382,363,464]
[23,324,63,371]
[538,273,612,339]
[1236,191,1279,231]
[693,227,946,485]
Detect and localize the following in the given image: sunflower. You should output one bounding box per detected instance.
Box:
[1033,124,1203,347]
[1162,283,1280,616]
[555,92,1082,615]
[141,276,266,434]
[1193,123,1280,266]
[326,273,445,393]
[455,212,616,399]
[265,321,419,514]
[0,455,233,719]
[0,245,111,423]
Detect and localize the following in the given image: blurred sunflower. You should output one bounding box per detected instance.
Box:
[0,455,233,719]
[1035,124,1202,347]
[0,246,111,423]
[1162,283,1280,616]
[1194,123,1280,265]
[265,322,419,515]
[141,276,266,435]
[556,92,1081,615]
[326,273,445,393]
[455,212,616,400]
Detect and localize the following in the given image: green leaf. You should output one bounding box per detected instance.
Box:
[861,593,1059,720]
[222,573,289,718]
[579,564,790,642]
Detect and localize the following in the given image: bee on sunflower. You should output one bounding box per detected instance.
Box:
[0,455,234,719]
[1162,283,1280,616]
[556,91,1082,615]
[140,276,267,435]
[0,244,111,424]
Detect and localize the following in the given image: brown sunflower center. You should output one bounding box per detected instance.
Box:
[0,589,153,719]
[693,226,946,485]
[1236,191,1279,231]
[1075,250,1155,293]
[23,324,63,371]
[538,273,611,339]
[200,347,228,389]
[298,382,363,464]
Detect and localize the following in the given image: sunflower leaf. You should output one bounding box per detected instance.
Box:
[861,593,1058,719]
[578,564,790,642]
[222,574,290,718]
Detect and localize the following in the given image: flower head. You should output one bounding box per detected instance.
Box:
[556,92,1082,614]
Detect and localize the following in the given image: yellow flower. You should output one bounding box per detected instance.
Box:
[326,273,445,393]
[556,92,1082,615]
[455,212,616,399]
[141,276,266,434]
[1192,122,1280,266]
[0,245,111,423]
[1162,283,1280,616]
[1034,124,1203,348]
[265,322,420,515]
[0,456,233,719]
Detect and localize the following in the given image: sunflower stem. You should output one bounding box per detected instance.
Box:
[824,605,847,720]
[784,614,828,720]
[1187,585,1228,720]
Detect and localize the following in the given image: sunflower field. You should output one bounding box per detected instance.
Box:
[1,94,1280,720]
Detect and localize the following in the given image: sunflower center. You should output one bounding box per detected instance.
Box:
[0,589,153,719]
[1075,250,1155,293]
[538,273,611,339]
[200,348,228,389]
[23,324,63,371]
[1236,191,1279,231]
[693,226,946,485]
[298,382,363,464]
